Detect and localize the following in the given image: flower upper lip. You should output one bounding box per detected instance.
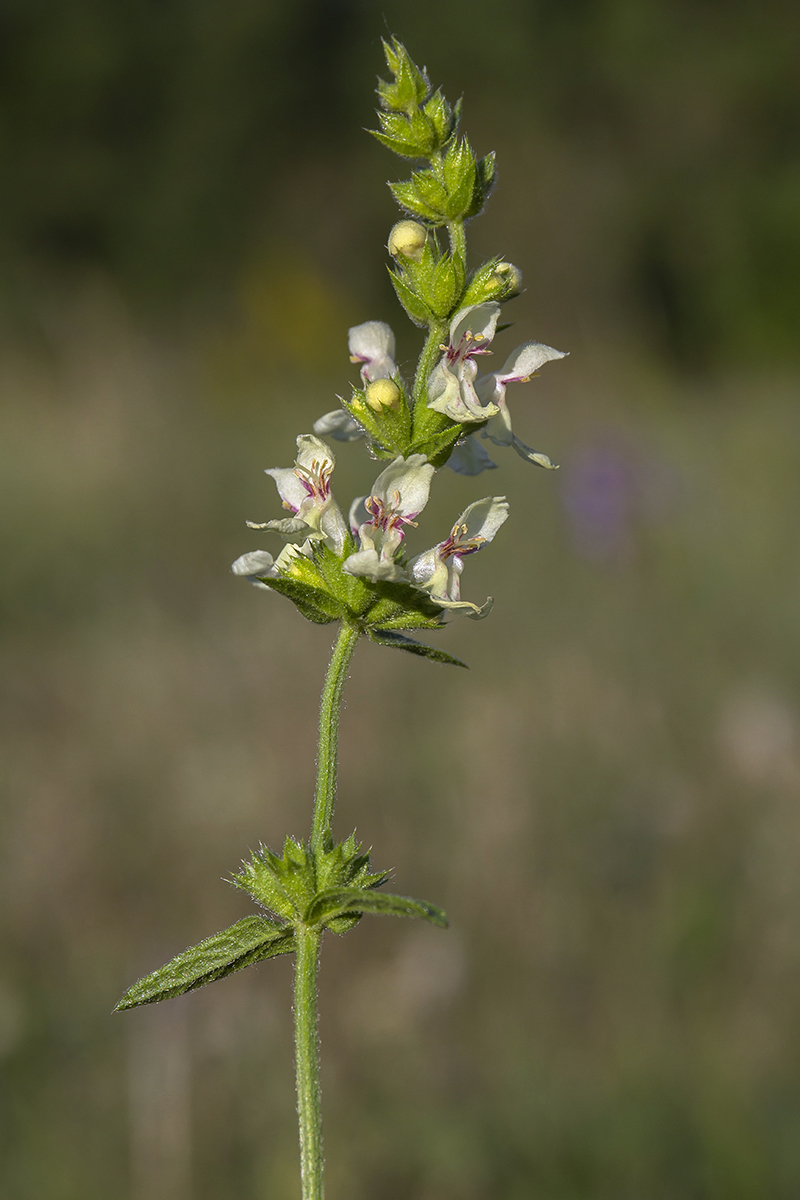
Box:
[348,320,397,382]
[407,495,510,620]
[426,302,503,424]
[343,454,435,583]
[248,434,349,556]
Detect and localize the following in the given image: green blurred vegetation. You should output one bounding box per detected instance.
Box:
[2,2,800,1198]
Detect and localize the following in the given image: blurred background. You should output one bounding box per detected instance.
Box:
[2,0,800,1196]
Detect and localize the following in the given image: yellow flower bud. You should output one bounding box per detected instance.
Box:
[492,262,523,298]
[365,378,402,413]
[387,220,427,262]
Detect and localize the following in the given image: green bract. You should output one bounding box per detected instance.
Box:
[116,835,446,1009]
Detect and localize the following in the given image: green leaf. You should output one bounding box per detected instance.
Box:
[429,253,466,318]
[362,580,445,628]
[262,576,341,625]
[442,138,477,219]
[388,268,432,326]
[368,628,468,668]
[114,917,294,1010]
[423,89,456,148]
[372,110,437,158]
[307,887,448,928]
[389,178,443,223]
[377,38,430,114]
[410,422,465,464]
[460,258,504,308]
[465,151,497,218]
[411,167,448,214]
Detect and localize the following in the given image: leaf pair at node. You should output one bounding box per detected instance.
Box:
[115,834,447,1010]
[372,39,494,228]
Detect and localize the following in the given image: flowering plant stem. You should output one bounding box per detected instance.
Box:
[294,923,324,1200]
[113,40,565,1200]
[310,621,361,854]
[295,620,361,1200]
[412,318,449,410]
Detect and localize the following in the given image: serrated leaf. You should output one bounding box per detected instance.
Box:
[411,168,448,213]
[410,422,465,464]
[261,576,341,625]
[388,268,432,325]
[460,258,503,307]
[368,610,444,631]
[372,110,436,159]
[377,39,430,114]
[423,89,454,147]
[307,887,448,928]
[430,254,465,318]
[114,917,294,1010]
[465,151,496,218]
[389,179,442,222]
[442,138,477,219]
[368,629,468,668]
[363,579,445,626]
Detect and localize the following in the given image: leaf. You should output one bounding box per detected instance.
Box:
[410,422,465,464]
[307,887,448,928]
[114,916,294,1010]
[388,268,431,326]
[262,577,340,625]
[368,628,468,668]
[465,151,497,218]
[442,137,477,219]
[389,179,442,223]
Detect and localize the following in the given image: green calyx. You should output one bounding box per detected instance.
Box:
[114,835,447,1010]
[388,137,485,226]
[389,235,466,324]
[260,539,439,627]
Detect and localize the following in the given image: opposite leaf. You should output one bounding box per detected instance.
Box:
[114,916,294,1010]
[368,628,468,668]
[307,887,448,929]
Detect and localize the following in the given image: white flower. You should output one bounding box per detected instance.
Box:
[426,303,502,423]
[231,544,301,589]
[446,434,498,475]
[313,321,399,442]
[312,408,364,442]
[343,454,435,583]
[408,496,509,619]
[239,433,348,565]
[475,342,566,468]
[348,320,397,383]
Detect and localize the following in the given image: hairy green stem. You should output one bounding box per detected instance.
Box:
[310,621,361,853]
[412,319,448,421]
[294,622,360,1200]
[294,926,324,1200]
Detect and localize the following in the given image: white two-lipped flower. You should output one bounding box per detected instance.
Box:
[425,302,566,475]
[426,303,502,423]
[408,497,510,619]
[474,342,566,466]
[314,320,398,443]
[343,455,435,582]
[231,434,348,586]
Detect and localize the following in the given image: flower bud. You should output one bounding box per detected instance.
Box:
[365,378,402,412]
[492,262,523,298]
[387,220,427,262]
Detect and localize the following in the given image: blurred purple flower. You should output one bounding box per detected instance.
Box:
[561,437,679,563]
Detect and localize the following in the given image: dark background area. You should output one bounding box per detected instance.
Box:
[2,1,800,1197]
